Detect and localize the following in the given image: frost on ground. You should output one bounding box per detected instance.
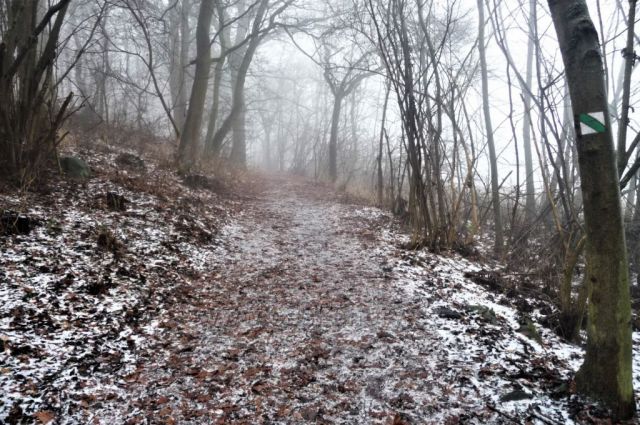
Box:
[1,169,638,424]
[0,150,236,424]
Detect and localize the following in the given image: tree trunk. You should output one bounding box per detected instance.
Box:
[203,57,225,156]
[176,0,214,172]
[523,0,536,223]
[0,0,72,184]
[477,0,503,256]
[328,92,343,182]
[377,82,390,206]
[548,0,635,419]
[204,4,228,158]
[617,0,637,174]
[210,0,268,167]
[229,93,247,166]
[170,0,190,135]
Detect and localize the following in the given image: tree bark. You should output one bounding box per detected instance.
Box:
[203,56,225,156]
[477,0,503,256]
[203,5,228,157]
[171,0,190,135]
[548,0,635,419]
[176,0,214,172]
[229,93,247,165]
[209,0,269,167]
[523,0,536,223]
[328,92,343,182]
[377,81,390,206]
[0,0,72,184]
[617,0,636,175]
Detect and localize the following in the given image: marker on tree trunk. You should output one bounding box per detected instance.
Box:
[578,112,606,135]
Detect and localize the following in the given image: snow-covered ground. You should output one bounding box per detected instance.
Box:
[0,151,234,424]
[1,168,638,423]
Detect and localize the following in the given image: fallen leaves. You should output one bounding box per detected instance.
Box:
[33,411,55,424]
[2,170,634,424]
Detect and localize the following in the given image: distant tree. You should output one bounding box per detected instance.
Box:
[168,0,191,137]
[548,0,635,419]
[366,0,477,250]
[477,0,503,256]
[287,12,375,183]
[207,0,293,168]
[177,0,215,171]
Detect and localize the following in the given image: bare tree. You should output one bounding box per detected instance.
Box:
[477,0,503,256]
[548,0,635,418]
[208,0,293,168]
[176,0,215,171]
[287,4,375,183]
[0,0,74,185]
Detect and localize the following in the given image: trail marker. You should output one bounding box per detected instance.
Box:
[578,112,606,135]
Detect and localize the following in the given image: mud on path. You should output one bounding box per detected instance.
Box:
[95,177,584,424]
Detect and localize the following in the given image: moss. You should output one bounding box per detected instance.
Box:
[517,315,542,344]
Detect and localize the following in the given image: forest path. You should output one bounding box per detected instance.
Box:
[116,177,453,424]
[107,177,577,424]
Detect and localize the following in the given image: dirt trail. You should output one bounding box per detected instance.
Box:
[101,178,452,424]
[95,177,580,424]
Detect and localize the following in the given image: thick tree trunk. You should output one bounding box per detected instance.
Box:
[548,0,635,419]
[176,0,214,171]
[477,0,503,256]
[0,0,72,184]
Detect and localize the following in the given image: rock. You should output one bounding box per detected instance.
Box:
[466,304,497,324]
[183,174,225,192]
[115,153,146,171]
[106,192,128,211]
[436,306,463,320]
[517,315,542,344]
[1,211,38,235]
[464,270,505,291]
[500,389,533,402]
[60,156,91,178]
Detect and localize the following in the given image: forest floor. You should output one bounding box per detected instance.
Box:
[1,147,640,424]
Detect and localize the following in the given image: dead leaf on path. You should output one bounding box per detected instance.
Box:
[195,393,211,403]
[196,369,215,380]
[124,372,140,382]
[389,412,411,425]
[241,327,264,338]
[186,367,201,376]
[254,397,263,414]
[243,366,264,379]
[251,380,271,395]
[34,411,55,424]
